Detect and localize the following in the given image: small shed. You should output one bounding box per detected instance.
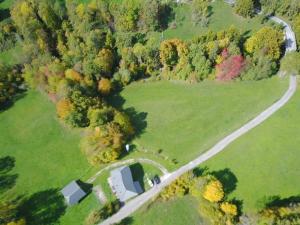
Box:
[61,180,86,205]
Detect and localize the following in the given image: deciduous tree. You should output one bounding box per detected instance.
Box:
[202,180,224,202]
[235,0,254,18]
[245,26,284,60]
[216,55,246,81]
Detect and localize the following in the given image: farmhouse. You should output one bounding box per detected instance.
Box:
[61,180,86,205]
[109,166,143,202]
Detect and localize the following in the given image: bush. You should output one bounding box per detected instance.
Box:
[160,172,194,200]
[85,201,121,225]
[220,202,238,216]
[216,55,246,81]
[202,180,224,203]
[85,210,101,225]
[235,0,254,18]
[98,78,112,95]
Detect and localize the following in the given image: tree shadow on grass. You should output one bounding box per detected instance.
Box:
[117,217,134,225]
[0,156,15,174]
[231,198,244,217]
[193,166,209,177]
[124,107,147,138]
[0,174,18,194]
[0,9,10,21]
[210,168,238,195]
[0,92,27,113]
[0,156,17,195]
[129,163,145,192]
[19,188,67,225]
[258,195,300,209]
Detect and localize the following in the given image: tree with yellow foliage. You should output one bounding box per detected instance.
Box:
[245,26,284,60]
[202,180,224,202]
[220,202,238,216]
[160,39,189,69]
[98,78,112,95]
[56,99,74,119]
[65,69,82,82]
[7,218,26,225]
[94,49,114,76]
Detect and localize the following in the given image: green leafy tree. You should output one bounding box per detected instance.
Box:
[139,0,160,31]
[191,0,210,27]
[235,0,254,18]
[241,53,277,80]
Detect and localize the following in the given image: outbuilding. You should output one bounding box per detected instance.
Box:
[108,166,143,202]
[61,180,86,205]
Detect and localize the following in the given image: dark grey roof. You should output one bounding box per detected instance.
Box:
[61,181,86,205]
[110,166,141,202]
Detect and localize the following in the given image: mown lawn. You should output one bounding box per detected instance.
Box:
[117,77,288,170]
[131,195,204,225]
[0,91,98,225]
[203,86,300,213]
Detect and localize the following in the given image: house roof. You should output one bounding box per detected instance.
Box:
[61,180,86,205]
[110,166,142,202]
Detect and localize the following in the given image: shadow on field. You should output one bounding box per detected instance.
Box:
[0,156,15,174]
[0,156,18,194]
[0,8,10,21]
[117,217,134,225]
[260,195,300,209]
[19,188,66,225]
[0,92,27,113]
[210,168,238,195]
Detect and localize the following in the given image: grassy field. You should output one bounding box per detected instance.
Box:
[0,0,13,9]
[0,44,22,65]
[117,77,288,170]
[202,86,300,213]
[0,91,99,225]
[149,0,267,41]
[131,195,204,225]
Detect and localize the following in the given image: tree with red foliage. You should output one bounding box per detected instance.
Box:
[216,55,246,81]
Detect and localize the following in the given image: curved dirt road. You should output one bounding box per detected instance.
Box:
[100,15,297,225]
[87,158,169,183]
